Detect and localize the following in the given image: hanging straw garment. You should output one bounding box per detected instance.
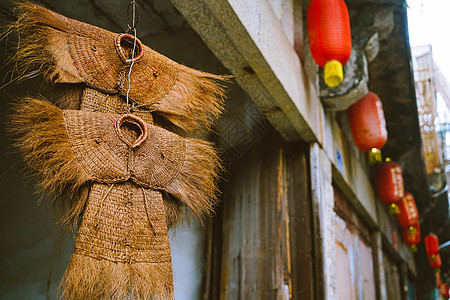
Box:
[10,98,221,299]
[8,2,228,299]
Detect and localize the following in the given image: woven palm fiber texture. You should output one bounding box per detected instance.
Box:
[10,1,228,135]
[80,87,155,125]
[8,2,228,299]
[10,98,222,299]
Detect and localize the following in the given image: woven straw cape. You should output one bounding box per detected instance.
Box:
[11,98,221,299]
[10,1,227,135]
[9,2,227,299]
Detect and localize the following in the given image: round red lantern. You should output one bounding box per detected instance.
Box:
[376,160,405,213]
[428,253,442,269]
[401,224,420,251]
[440,284,450,298]
[307,0,352,87]
[425,233,440,256]
[347,92,387,165]
[396,193,419,227]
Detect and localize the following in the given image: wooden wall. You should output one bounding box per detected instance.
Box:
[202,131,321,300]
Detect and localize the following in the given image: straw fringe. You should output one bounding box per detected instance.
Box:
[60,253,174,300]
[9,1,81,83]
[164,138,222,223]
[9,97,90,229]
[150,66,228,134]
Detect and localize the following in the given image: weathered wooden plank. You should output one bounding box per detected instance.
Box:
[310,143,329,300]
[216,132,317,300]
[219,132,286,299]
[371,232,386,300]
[284,142,315,300]
[383,255,402,300]
[202,205,224,300]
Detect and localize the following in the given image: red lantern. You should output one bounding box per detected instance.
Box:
[307,0,352,87]
[401,224,420,251]
[440,284,450,298]
[437,272,443,287]
[376,161,405,213]
[428,253,442,269]
[425,233,440,256]
[347,92,388,165]
[396,193,419,227]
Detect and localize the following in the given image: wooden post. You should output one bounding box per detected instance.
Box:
[371,231,387,300]
[285,142,315,300]
[309,143,330,300]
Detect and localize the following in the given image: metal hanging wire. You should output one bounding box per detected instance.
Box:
[126,0,139,112]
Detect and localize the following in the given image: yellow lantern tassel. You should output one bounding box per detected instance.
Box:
[389,203,400,214]
[368,148,382,166]
[408,226,417,235]
[410,245,418,253]
[324,60,343,87]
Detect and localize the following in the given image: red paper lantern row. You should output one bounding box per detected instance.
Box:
[425,233,440,255]
[347,92,387,165]
[441,284,450,298]
[401,224,420,251]
[428,253,442,269]
[376,161,405,212]
[396,193,419,227]
[307,0,352,87]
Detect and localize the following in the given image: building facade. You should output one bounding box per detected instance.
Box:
[0,0,447,299]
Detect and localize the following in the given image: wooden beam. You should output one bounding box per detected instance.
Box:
[309,143,329,300]
[285,142,315,299]
[170,0,321,142]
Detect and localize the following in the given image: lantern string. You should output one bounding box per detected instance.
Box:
[126,0,139,112]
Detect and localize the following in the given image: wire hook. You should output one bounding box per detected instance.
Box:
[127,0,139,34]
[125,0,139,112]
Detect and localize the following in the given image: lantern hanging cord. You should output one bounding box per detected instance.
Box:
[126,0,139,112]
